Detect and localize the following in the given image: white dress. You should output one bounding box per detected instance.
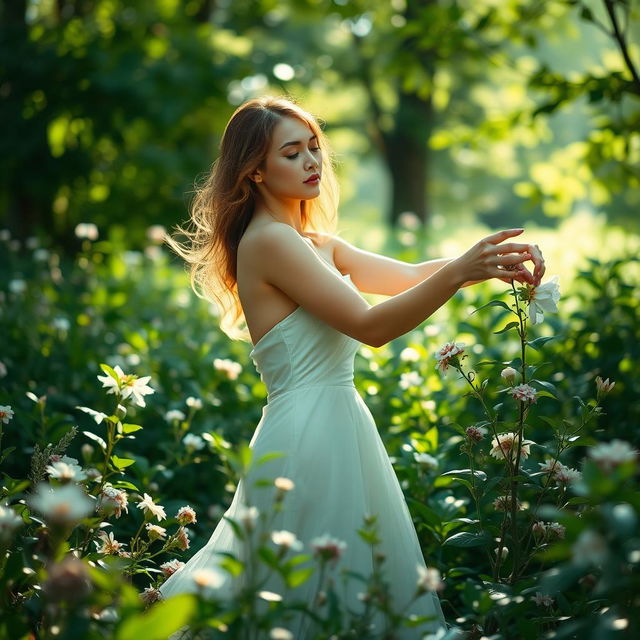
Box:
[159,266,448,639]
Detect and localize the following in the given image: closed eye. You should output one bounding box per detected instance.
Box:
[286,147,321,160]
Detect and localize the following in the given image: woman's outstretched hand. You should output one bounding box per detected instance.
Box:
[453,229,546,287]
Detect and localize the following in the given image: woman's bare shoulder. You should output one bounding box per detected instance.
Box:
[305,229,338,248]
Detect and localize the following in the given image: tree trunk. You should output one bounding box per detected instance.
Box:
[385,89,434,227]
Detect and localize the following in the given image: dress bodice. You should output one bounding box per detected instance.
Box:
[249,273,361,402]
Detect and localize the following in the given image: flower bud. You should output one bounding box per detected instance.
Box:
[500,367,518,385]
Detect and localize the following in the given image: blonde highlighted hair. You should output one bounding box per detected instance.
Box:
[165,96,340,342]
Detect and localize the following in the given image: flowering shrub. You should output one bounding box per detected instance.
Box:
[1,229,639,638]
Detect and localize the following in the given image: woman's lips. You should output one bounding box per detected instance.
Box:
[304,174,320,185]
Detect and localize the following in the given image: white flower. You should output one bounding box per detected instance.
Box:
[416,565,443,592]
[140,587,162,605]
[271,530,303,551]
[310,534,347,562]
[165,409,186,422]
[510,383,537,404]
[97,483,128,518]
[136,493,166,522]
[528,276,560,325]
[213,358,242,380]
[0,504,23,543]
[531,591,554,607]
[589,439,637,473]
[572,529,608,567]
[9,279,26,294]
[531,521,547,537]
[186,396,203,410]
[554,466,581,486]
[28,483,94,524]
[160,559,185,577]
[434,342,465,375]
[274,477,295,492]
[193,568,225,591]
[0,405,14,424]
[500,367,518,384]
[53,317,70,332]
[234,504,260,532]
[45,461,87,483]
[270,628,294,640]
[145,523,167,541]
[96,365,154,408]
[182,433,205,453]
[495,546,509,561]
[538,458,566,476]
[489,432,536,461]
[595,376,615,397]
[400,347,420,362]
[96,530,124,555]
[399,371,423,390]
[259,590,282,601]
[176,505,197,525]
[75,222,99,240]
[413,452,439,471]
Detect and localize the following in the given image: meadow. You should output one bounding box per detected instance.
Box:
[1,214,638,639]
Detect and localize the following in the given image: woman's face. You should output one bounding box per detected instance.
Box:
[253,116,322,202]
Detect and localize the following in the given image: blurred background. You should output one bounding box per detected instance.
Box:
[1,0,639,253]
[0,5,639,630]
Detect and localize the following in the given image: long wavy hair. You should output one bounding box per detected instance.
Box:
[164,96,340,342]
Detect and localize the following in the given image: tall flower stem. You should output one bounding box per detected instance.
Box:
[507,281,529,584]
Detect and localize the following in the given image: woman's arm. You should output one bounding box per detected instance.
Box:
[332,235,541,296]
[252,225,536,348]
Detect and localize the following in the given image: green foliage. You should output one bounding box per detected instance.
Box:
[3,0,639,248]
[1,226,639,636]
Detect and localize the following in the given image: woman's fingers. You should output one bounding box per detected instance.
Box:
[484,228,524,245]
[495,240,546,286]
[528,244,545,285]
[495,242,530,254]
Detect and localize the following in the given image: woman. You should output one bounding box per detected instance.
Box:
[160,96,545,638]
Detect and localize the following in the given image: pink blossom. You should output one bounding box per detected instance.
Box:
[510,383,537,404]
[176,505,197,525]
[160,559,185,577]
[433,342,465,375]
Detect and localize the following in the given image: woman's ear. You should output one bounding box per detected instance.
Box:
[249,169,263,183]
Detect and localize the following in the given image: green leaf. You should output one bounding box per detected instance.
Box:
[493,321,520,335]
[257,546,279,569]
[99,363,119,381]
[111,455,135,469]
[443,531,492,547]
[527,336,556,351]
[254,451,286,467]
[116,593,196,640]
[0,447,16,464]
[285,567,315,588]
[113,480,139,491]
[471,300,515,315]
[122,424,143,434]
[217,553,244,577]
[441,468,487,481]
